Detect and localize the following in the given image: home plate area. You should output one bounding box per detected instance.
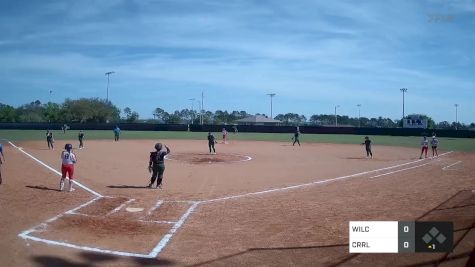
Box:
[23,196,198,257]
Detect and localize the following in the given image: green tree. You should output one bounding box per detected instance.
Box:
[0,103,19,122]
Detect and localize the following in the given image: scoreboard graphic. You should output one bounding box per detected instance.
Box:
[349,221,453,253]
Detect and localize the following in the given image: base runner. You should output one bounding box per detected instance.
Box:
[419,136,429,159]
[60,144,77,192]
[148,143,171,189]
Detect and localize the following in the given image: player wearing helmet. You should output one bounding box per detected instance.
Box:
[60,143,77,192]
[148,143,171,189]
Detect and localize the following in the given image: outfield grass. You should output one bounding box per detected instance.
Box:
[1,129,474,152]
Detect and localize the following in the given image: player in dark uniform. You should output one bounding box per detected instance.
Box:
[148,143,171,189]
[362,136,373,158]
[208,132,216,154]
[292,130,301,146]
[78,130,85,149]
[113,126,121,141]
[46,131,54,150]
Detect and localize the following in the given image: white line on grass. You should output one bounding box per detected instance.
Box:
[442,161,462,170]
[8,141,103,198]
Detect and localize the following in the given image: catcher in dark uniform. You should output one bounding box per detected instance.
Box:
[148,143,171,189]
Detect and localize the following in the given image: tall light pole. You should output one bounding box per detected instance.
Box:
[201,91,204,125]
[189,98,196,124]
[357,104,361,127]
[454,104,459,130]
[105,71,115,101]
[267,93,276,119]
[49,90,53,103]
[400,88,408,127]
[335,105,340,127]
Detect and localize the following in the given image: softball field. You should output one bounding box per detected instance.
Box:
[0,138,474,266]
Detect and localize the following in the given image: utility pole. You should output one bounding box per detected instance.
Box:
[454,104,459,130]
[189,98,195,124]
[267,93,276,119]
[335,105,340,127]
[201,91,204,125]
[105,71,115,101]
[400,88,408,127]
[357,104,361,127]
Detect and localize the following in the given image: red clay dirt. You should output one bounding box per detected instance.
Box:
[0,139,473,267]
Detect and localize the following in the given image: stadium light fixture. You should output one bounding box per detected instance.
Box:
[105,71,115,101]
[267,93,276,119]
[400,88,408,127]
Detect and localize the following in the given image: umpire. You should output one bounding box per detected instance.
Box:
[148,143,170,189]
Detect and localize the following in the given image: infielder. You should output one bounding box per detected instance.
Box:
[113,126,121,141]
[78,130,85,149]
[361,136,373,158]
[208,132,217,154]
[292,130,301,146]
[431,135,439,158]
[222,128,228,144]
[60,144,77,192]
[46,130,54,150]
[148,143,171,189]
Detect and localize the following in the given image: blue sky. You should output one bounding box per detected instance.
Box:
[0,0,474,123]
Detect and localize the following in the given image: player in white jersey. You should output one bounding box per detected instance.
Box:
[419,136,429,159]
[431,135,439,158]
[60,144,77,192]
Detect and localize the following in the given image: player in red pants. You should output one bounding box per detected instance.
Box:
[419,136,429,159]
[60,144,77,192]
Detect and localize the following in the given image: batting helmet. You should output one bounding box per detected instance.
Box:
[64,143,73,150]
[154,143,162,150]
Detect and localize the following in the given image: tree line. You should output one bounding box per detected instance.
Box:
[0,99,473,129]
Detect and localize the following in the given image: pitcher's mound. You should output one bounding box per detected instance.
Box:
[166,153,252,164]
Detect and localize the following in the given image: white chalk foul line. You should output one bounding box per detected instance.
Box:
[147,200,164,216]
[8,141,103,198]
[201,151,453,203]
[148,202,200,257]
[369,162,432,179]
[21,234,153,258]
[20,196,102,238]
[442,161,462,170]
[107,198,136,216]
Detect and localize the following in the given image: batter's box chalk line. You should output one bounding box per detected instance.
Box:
[19,195,201,258]
[10,140,454,258]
